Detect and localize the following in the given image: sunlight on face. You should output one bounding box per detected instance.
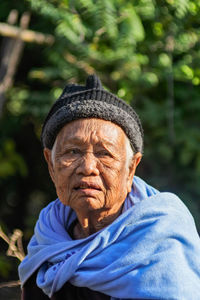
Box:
[45,119,140,216]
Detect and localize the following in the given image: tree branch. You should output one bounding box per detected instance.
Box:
[0,22,54,45]
[0,226,25,262]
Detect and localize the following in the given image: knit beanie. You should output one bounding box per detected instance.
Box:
[41,74,144,153]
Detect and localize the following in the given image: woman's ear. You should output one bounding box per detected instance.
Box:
[43,148,55,183]
[127,152,142,193]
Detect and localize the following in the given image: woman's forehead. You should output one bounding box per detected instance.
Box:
[56,118,126,147]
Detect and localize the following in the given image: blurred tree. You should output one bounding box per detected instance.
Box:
[0,0,200,283]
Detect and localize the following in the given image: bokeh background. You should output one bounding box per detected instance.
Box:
[0,0,200,296]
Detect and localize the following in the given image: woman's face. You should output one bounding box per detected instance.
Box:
[44,118,141,216]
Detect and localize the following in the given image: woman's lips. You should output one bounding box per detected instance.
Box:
[75,189,101,197]
[73,182,102,195]
[74,182,101,190]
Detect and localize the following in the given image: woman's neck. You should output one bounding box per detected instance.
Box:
[73,205,123,239]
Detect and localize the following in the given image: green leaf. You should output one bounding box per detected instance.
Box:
[118,5,145,45]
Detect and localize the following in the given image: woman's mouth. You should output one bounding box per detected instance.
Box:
[73,182,102,195]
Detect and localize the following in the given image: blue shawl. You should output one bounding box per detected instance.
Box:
[19,176,200,299]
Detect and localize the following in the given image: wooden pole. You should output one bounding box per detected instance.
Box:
[0,11,31,115]
[0,22,54,45]
[0,10,55,115]
[166,35,175,144]
[0,10,19,82]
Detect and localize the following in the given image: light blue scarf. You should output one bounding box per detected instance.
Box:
[19,176,200,299]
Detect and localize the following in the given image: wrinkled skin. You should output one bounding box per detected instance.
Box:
[44,118,142,238]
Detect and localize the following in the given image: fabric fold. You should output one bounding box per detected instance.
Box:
[18,176,200,300]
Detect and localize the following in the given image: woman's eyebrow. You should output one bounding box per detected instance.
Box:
[62,136,116,148]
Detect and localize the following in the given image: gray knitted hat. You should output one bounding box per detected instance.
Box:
[41,74,144,153]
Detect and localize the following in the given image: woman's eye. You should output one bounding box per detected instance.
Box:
[69,149,81,155]
[63,149,81,156]
[96,150,111,157]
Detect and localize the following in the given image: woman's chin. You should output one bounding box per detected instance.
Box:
[71,196,104,212]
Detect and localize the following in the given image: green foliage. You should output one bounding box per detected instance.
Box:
[0,0,200,281]
[0,255,12,278]
[0,140,28,178]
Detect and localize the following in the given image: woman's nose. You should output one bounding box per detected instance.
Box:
[76,152,100,176]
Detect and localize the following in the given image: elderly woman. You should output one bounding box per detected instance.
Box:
[19,75,200,300]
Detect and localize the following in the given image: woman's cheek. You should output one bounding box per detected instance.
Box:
[55,179,69,203]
